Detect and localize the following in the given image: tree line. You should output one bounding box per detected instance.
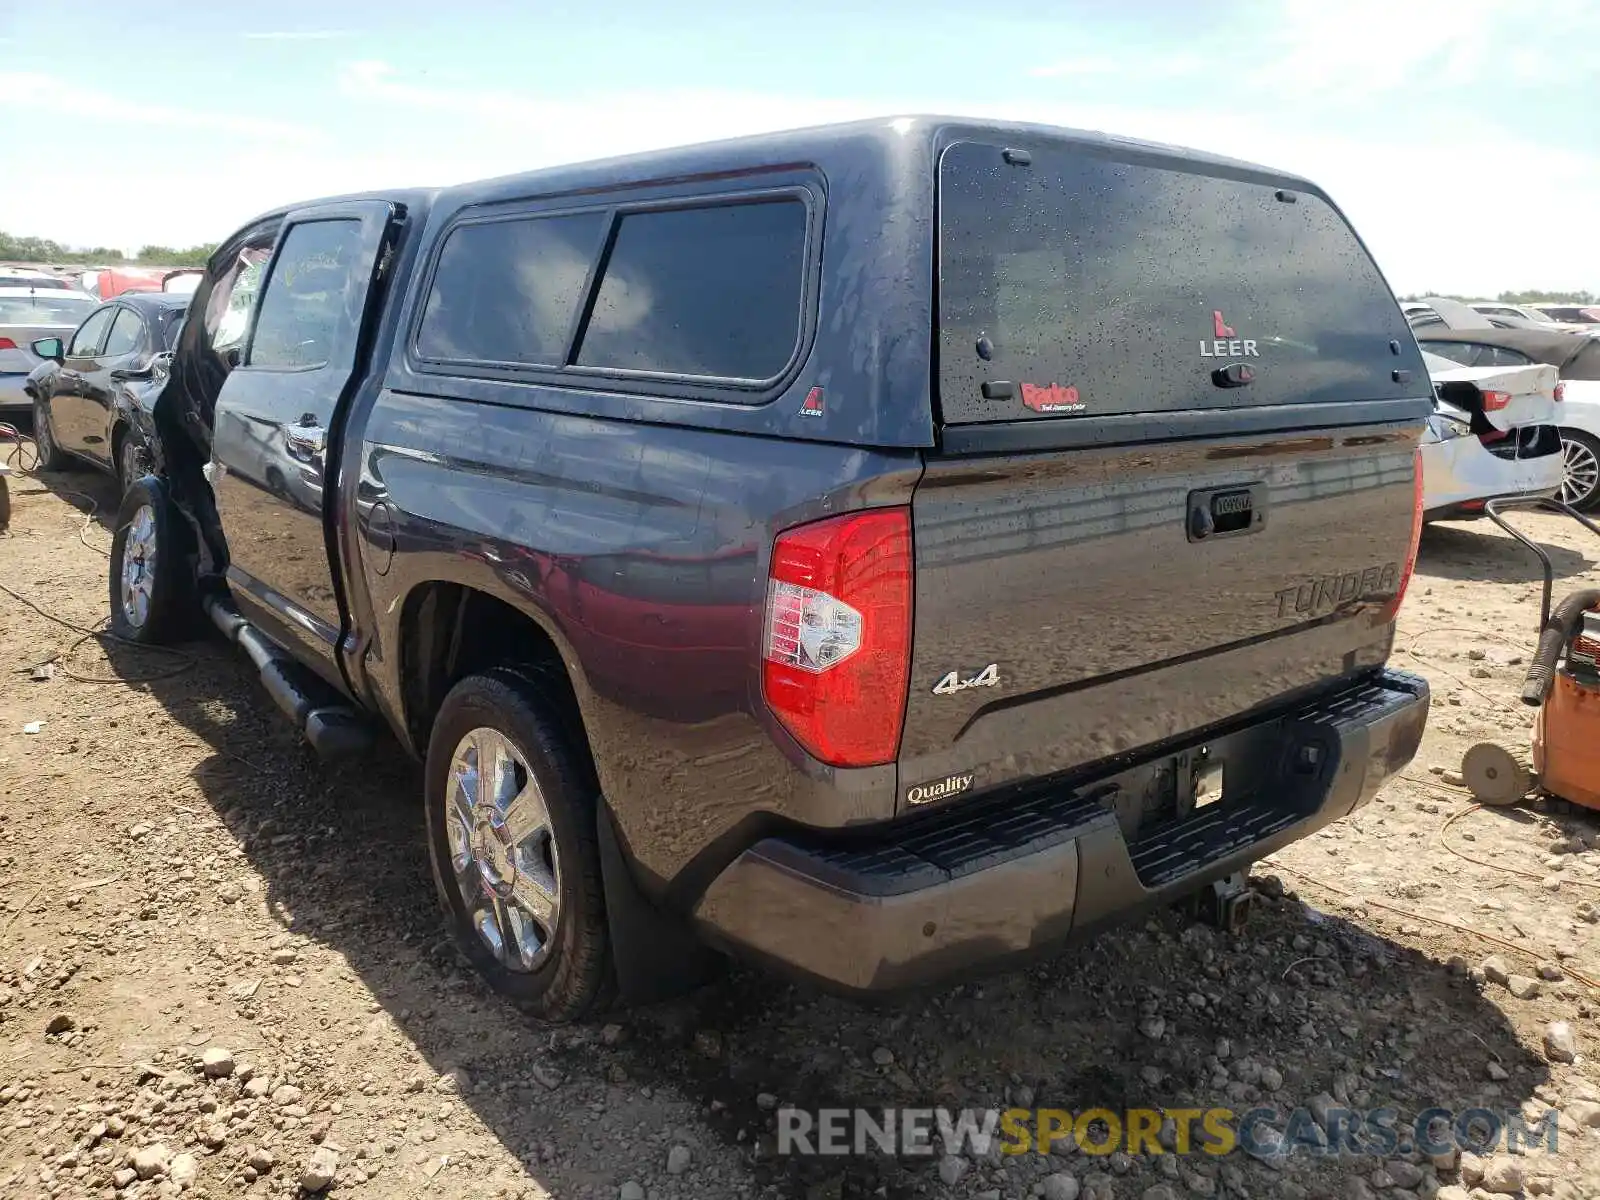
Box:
[1401,289,1597,304]
[0,230,217,268]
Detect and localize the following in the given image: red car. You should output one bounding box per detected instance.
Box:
[83,267,204,300]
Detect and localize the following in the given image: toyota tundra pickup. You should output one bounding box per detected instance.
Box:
[113,117,1430,1019]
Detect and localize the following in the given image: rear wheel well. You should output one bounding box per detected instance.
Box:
[399,583,591,767]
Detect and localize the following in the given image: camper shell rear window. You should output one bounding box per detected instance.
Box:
[937,140,1418,424]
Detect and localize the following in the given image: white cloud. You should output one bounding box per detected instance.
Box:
[1251,0,1558,97]
[2,47,1595,294]
[1029,52,1206,82]
[0,71,318,144]
[244,30,352,41]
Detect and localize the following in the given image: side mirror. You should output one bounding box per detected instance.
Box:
[31,337,64,364]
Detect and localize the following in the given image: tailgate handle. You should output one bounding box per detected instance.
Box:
[1187,484,1268,542]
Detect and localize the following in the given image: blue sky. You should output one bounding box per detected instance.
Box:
[2,0,1597,296]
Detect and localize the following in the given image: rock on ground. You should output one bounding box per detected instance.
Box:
[666,1144,692,1176]
[1480,1155,1524,1195]
[169,1152,198,1186]
[1545,1021,1578,1063]
[301,1146,339,1192]
[131,1144,172,1180]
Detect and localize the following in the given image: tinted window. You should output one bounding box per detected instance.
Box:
[1485,346,1533,367]
[249,220,361,369]
[1421,342,1477,367]
[69,307,115,356]
[575,199,807,380]
[210,247,271,353]
[102,308,144,357]
[939,142,1418,421]
[417,212,604,366]
[0,294,95,323]
[155,306,187,350]
[1423,342,1535,369]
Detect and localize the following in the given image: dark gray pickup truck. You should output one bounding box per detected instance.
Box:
[114,117,1429,1019]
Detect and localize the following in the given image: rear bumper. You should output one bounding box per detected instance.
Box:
[1421,432,1563,518]
[692,669,1428,993]
[0,373,31,413]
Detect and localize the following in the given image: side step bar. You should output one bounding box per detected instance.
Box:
[202,594,373,759]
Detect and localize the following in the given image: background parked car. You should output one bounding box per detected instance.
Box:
[80,266,174,300]
[1415,324,1600,511]
[1468,301,1594,333]
[1418,349,1562,520]
[24,292,187,488]
[1532,303,1600,328]
[0,265,73,290]
[0,286,99,416]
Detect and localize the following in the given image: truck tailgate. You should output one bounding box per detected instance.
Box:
[899,426,1418,806]
[904,133,1429,811]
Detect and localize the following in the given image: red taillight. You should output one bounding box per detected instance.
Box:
[0,337,17,351]
[762,508,913,767]
[1481,389,1512,412]
[1379,448,1425,623]
[1555,381,1566,403]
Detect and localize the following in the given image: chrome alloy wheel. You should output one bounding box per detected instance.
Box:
[1561,435,1600,508]
[119,503,158,629]
[35,408,56,462]
[446,727,561,971]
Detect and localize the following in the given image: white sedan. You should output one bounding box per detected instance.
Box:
[1420,352,1563,520]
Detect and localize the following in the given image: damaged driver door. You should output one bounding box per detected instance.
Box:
[209,200,396,691]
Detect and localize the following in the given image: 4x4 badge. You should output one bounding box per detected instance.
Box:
[933,664,1000,695]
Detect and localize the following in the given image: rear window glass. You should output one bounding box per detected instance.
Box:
[416,212,605,366]
[0,294,96,324]
[938,142,1417,422]
[575,199,807,381]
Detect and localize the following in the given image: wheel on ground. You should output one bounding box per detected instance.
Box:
[31,399,68,470]
[108,476,196,644]
[117,433,151,494]
[424,668,610,1020]
[1461,742,1534,807]
[1559,430,1600,512]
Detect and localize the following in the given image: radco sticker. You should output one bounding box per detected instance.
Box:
[906,772,975,806]
[1021,383,1085,414]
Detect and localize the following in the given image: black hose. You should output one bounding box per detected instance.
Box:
[1522,589,1600,706]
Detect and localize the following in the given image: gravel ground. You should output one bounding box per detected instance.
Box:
[4,464,1600,1200]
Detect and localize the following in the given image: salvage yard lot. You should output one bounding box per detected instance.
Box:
[4,470,1600,1200]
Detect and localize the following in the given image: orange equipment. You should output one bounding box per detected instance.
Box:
[1462,498,1600,811]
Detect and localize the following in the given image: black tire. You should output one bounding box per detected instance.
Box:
[108,476,196,644]
[116,430,151,495]
[31,399,68,471]
[424,668,610,1020]
[1559,429,1600,512]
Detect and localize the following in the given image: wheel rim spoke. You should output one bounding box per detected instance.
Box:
[120,504,158,628]
[501,779,550,846]
[445,724,562,972]
[1563,440,1599,504]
